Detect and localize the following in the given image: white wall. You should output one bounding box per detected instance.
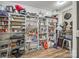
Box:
[72,2,77,58]
[53,3,77,58]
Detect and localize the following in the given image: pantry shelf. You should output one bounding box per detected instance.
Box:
[7,13,26,57]
[0,16,8,18]
[10,20,25,22]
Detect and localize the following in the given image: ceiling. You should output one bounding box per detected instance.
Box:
[15,1,72,11]
[0,1,72,11]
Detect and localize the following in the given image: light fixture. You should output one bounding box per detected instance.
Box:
[57,1,66,5]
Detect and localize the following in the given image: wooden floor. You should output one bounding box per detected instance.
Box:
[21,48,71,58]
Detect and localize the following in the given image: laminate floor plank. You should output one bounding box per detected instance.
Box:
[21,48,71,58]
